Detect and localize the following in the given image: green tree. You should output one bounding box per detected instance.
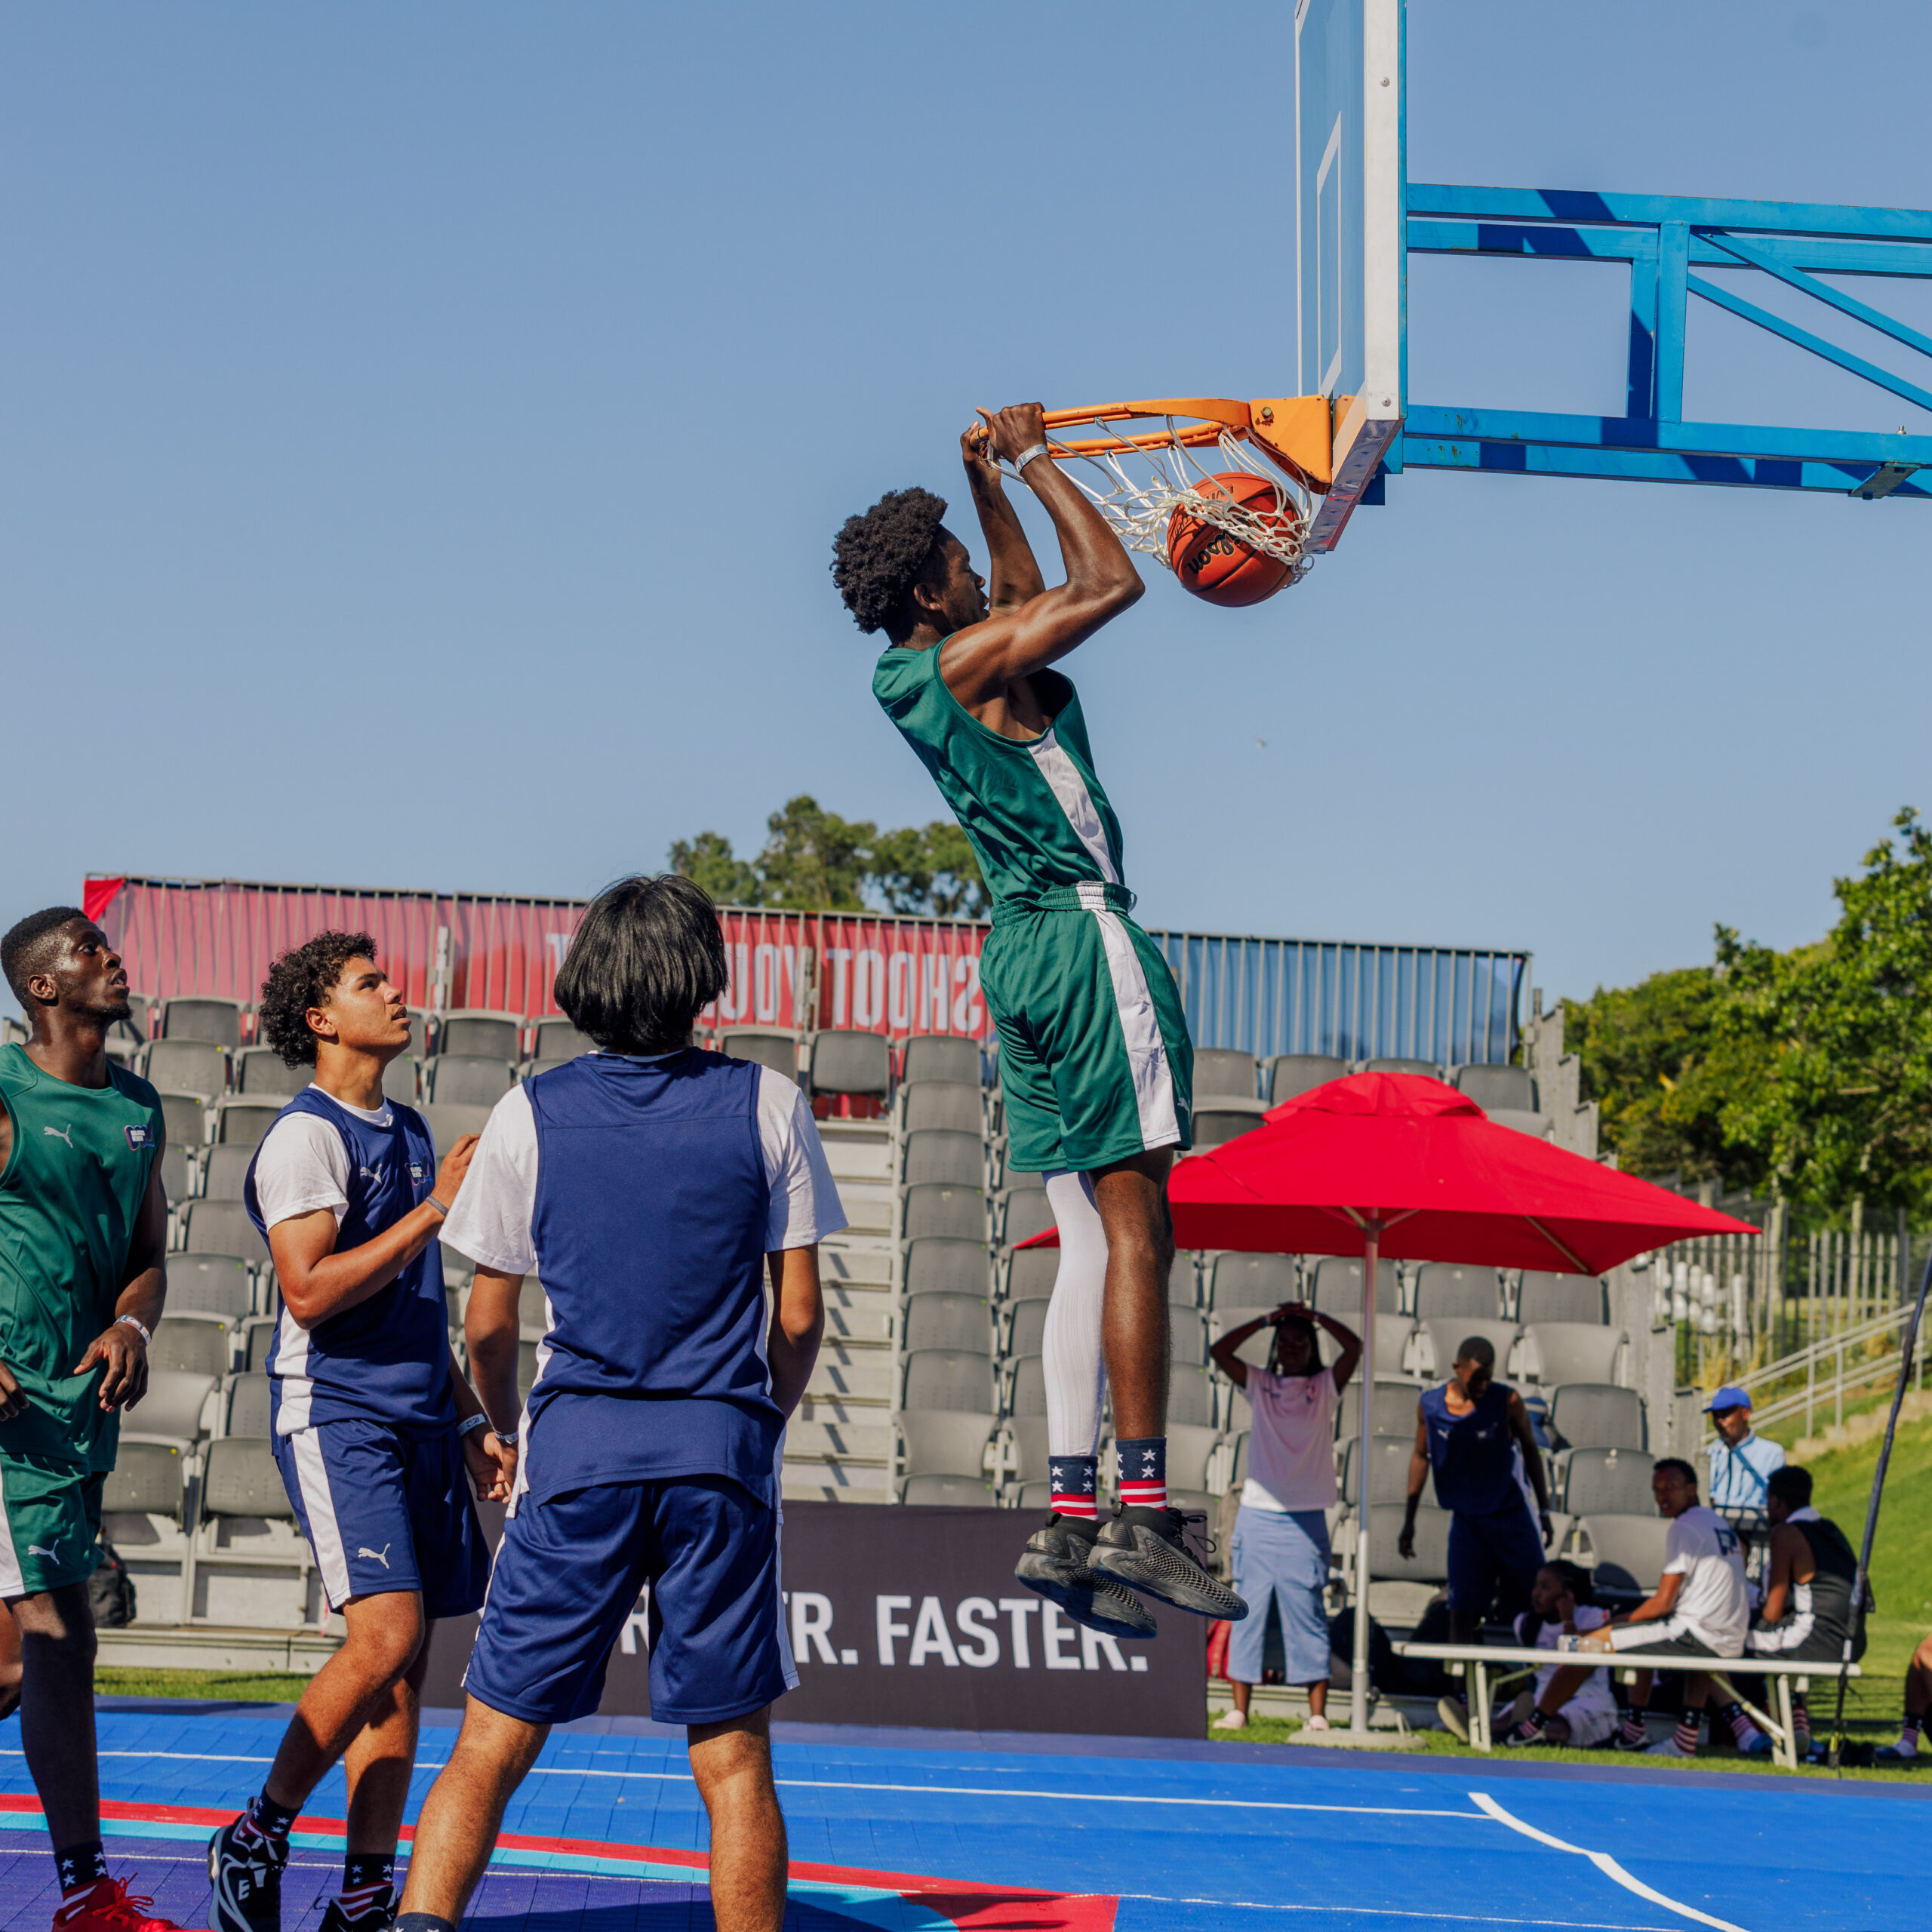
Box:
[866,820,990,920]
[754,797,875,911]
[1716,808,1932,1215]
[666,830,758,907]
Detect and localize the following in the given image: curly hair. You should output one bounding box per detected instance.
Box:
[258,931,380,1067]
[830,487,949,638]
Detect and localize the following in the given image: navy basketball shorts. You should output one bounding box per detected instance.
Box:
[272,1417,488,1618]
[464,1475,797,1728]
[1447,1501,1546,1621]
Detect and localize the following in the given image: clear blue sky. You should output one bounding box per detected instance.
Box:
[5,2,1928,1015]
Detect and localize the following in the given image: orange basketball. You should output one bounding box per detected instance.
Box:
[1164,472,1299,608]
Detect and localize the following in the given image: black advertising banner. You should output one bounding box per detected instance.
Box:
[423,1501,1206,1738]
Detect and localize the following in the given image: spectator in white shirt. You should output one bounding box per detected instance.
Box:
[1208,1304,1359,1734]
[1578,1457,1767,1757]
[1498,1561,1620,1749]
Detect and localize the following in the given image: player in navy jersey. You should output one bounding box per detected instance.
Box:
[393,875,841,1932]
[208,934,513,1932]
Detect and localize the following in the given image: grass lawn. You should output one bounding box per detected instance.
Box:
[95,1668,312,1702]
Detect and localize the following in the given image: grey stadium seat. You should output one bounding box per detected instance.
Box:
[902,1349,995,1414]
[1000,1185,1054,1247]
[898,1410,995,1482]
[721,1030,799,1080]
[1267,1054,1347,1105]
[1521,1322,1623,1387]
[1191,1100,1269,1150]
[1005,1414,1049,1484]
[1338,1377,1427,1444]
[1343,1434,1432,1510]
[149,1317,231,1380]
[1518,1272,1607,1327]
[1210,1252,1299,1312]
[1419,1316,1519,1380]
[1207,1309,1273,1374]
[420,1103,494,1154]
[905,1238,990,1298]
[144,1041,229,1098]
[1490,1109,1555,1140]
[1549,1383,1647,1453]
[161,998,245,1051]
[382,1056,420,1106]
[1170,1252,1201,1308]
[903,1081,986,1135]
[437,1011,524,1060]
[523,1057,577,1078]
[225,1372,274,1438]
[903,1183,986,1244]
[1411,1264,1502,1321]
[242,1316,279,1374]
[1008,1356,1048,1417]
[1193,1049,1259,1101]
[199,1145,254,1201]
[900,1292,992,1356]
[1165,1422,1222,1509]
[1563,1447,1656,1518]
[103,1440,187,1516]
[1453,1063,1537,1113]
[200,1437,294,1518]
[903,1036,983,1086]
[155,1092,209,1148]
[1312,1256,1401,1317]
[903,1130,985,1189]
[1367,1505,1451,1581]
[531,1018,593,1060]
[1363,1057,1442,1078]
[424,1056,516,1106]
[1168,1364,1214,1427]
[1007,1299,1049,1359]
[235,1048,305,1097]
[122,1368,217,1451]
[902,1473,998,1506]
[1171,1309,1206,1366]
[215,1099,283,1147]
[1579,1514,1670,1598]
[1005,1246,1057,1303]
[810,1031,891,1100]
[160,1143,192,1207]
[181,1200,269,1266]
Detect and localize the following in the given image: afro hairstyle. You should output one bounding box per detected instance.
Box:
[257,931,380,1067]
[830,487,949,638]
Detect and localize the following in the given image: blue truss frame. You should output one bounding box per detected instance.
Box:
[1399,186,1932,499]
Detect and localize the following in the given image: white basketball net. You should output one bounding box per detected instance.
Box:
[1004,418,1315,585]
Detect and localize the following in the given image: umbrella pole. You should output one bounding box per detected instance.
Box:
[1350,1219,1380,1738]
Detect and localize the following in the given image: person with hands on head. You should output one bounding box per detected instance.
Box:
[1209,1303,1359,1731]
[1400,1335,1552,1644]
[841,405,1243,1644]
[209,934,506,1932]
[0,909,209,1932]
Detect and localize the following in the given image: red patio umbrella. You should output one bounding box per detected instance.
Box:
[1027,1072,1757,1737]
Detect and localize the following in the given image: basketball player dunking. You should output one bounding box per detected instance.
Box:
[834,403,1246,1638]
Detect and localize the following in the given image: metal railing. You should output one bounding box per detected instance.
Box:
[1702,1305,1926,1443]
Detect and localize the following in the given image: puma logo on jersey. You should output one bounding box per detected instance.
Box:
[357,1543,392,1568]
[27,1543,58,1561]
[358,1164,386,1186]
[42,1125,74,1150]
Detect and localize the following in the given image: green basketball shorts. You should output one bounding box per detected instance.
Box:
[0,1456,104,1597]
[981,888,1194,1175]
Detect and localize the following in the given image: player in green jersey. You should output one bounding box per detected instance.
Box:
[0,907,206,1932]
[835,404,1245,1638]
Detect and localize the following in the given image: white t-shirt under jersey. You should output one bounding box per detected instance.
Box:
[251,1088,393,1229]
[1239,1368,1339,1513]
[441,1054,846,1273]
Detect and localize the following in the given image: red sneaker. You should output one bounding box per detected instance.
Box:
[54,1877,210,1932]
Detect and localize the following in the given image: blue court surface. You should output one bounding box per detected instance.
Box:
[0,1703,1918,1932]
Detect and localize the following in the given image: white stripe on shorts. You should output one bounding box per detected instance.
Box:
[1027,732,1119,884]
[0,1479,24,1598]
[288,1428,353,1609]
[1087,906,1180,1151]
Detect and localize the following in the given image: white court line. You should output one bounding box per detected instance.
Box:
[1470,1793,1750,1932]
[1120,1902,1684,1930]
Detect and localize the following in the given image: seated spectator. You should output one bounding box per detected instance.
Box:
[1496,1561,1620,1749]
[1577,1457,1766,1757]
[1209,1303,1361,1734]
[1703,1385,1784,1515]
[1875,1629,1932,1766]
[1747,1463,1865,1760]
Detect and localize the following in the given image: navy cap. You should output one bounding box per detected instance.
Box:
[1705,1384,1750,1413]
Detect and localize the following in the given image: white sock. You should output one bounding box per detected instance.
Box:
[1041,1170,1108,1462]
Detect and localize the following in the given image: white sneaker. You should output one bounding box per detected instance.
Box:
[1646,1734,1698,1757]
[1303,1714,1331,1733]
[1212,1708,1247,1730]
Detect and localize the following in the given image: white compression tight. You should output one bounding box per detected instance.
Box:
[1041,1168,1109,1459]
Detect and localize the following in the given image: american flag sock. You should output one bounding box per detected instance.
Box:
[1674,1715,1702,1754]
[52,1842,108,1918]
[1720,1699,1759,1748]
[1116,1436,1167,1512]
[1049,1455,1098,1520]
[1618,1711,1647,1746]
[339,1853,395,1918]
[1792,1696,1810,1754]
[236,1792,297,1845]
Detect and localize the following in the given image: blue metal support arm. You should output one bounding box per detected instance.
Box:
[1410,220,1932,282]
[1407,184,1932,242]
[1703,230,1932,361]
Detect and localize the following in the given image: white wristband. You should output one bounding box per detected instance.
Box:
[1013,442,1052,473]
[457,1412,488,1438]
[115,1315,151,1346]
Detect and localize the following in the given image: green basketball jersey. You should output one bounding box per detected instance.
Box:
[873,644,1127,912]
[0,1043,162,1467]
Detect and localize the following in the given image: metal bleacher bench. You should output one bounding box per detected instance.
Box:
[1393,1638,1860,1769]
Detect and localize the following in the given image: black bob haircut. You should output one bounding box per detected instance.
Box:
[830,487,949,638]
[555,875,728,1056]
[2,906,91,1008]
[1654,1456,1698,1491]
[258,931,381,1067]
[1767,1464,1813,1507]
